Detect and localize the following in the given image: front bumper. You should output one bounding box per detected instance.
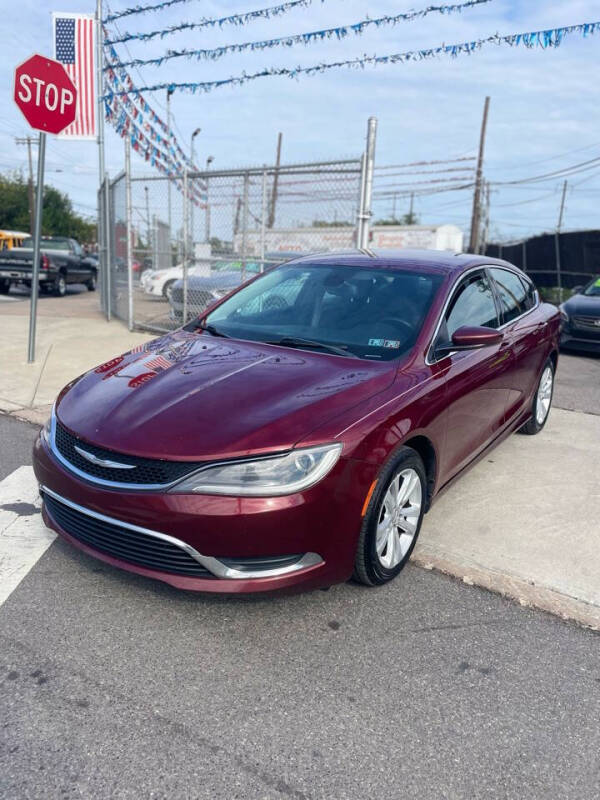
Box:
[560,331,600,353]
[33,433,375,594]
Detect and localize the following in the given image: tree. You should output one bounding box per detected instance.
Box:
[374,212,420,226]
[0,171,96,243]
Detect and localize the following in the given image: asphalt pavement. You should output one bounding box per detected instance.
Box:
[1,413,599,799]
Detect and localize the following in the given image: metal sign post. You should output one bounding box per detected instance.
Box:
[28,132,46,363]
[13,52,77,361]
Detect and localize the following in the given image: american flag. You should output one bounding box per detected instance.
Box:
[145,355,172,372]
[53,13,96,139]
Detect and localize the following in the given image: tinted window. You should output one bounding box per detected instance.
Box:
[205,264,444,361]
[490,268,530,323]
[445,272,499,337]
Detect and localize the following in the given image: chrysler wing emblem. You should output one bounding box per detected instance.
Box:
[74,445,136,470]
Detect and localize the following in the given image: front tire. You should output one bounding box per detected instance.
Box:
[353,447,426,586]
[0,279,10,294]
[519,359,554,435]
[86,272,97,291]
[163,280,175,300]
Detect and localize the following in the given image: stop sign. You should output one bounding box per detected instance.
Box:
[14,54,77,135]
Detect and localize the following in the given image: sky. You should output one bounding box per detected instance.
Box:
[1,0,600,243]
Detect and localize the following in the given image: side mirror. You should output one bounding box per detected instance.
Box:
[436,325,502,356]
[571,285,583,295]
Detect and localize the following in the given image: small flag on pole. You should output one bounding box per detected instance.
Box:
[53,12,96,139]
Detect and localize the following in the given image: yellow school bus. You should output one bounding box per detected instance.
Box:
[0,230,29,250]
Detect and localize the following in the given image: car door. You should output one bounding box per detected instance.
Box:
[488,267,548,424]
[432,269,513,485]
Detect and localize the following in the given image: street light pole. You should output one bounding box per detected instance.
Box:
[205,155,214,246]
[190,128,201,262]
[166,88,174,244]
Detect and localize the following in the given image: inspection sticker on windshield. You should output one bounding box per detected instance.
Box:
[368,338,401,349]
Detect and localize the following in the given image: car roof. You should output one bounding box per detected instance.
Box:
[281,249,520,276]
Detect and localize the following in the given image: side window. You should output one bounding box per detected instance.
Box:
[444,272,499,338]
[519,276,537,311]
[489,268,530,323]
[71,241,83,257]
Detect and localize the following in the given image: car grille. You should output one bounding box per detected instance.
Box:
[54,421,205,486]
[572,315,600,335]
[43,492,214,578]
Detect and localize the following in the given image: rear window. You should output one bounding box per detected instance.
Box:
[21,237,70,251]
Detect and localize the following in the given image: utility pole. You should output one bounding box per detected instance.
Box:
[15,137,36,234]
[469,96,490,253]
[408,192,415,224]
[267,132,282,228]
[555,179,568,302]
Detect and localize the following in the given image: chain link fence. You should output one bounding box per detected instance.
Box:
[105,158,364,332]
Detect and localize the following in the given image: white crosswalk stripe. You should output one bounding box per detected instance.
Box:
[0,466,55,606]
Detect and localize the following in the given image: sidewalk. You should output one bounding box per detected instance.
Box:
[1,292,598,629]
[414,407,600,630]
[0,291,152,424]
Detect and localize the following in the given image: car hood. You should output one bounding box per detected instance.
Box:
[56,331,395,461]
[563,294,600,315]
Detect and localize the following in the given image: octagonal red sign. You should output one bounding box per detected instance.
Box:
[14,54,77,135]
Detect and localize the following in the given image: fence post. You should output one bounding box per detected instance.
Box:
[183,168,189,324]
[356,152,367,249]
[362,117,377,249]
[125,140,134,331]
[555,232,563,302]
[241,171,249,282]
[105,170,112,322]
[260,167,267,272]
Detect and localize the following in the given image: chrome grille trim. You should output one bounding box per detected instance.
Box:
[40,485,323,580]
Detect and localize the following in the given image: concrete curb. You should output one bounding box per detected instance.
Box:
[412,548,600,632]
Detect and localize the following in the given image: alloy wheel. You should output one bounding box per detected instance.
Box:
[375,468,422,569]
[536,365,553,425]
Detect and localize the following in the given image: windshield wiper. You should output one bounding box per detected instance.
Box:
[267,336,356,358]
[197,322,229,338]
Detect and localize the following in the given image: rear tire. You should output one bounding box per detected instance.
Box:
[0,280,10,294]
[353,447,426,587]
[519,359,554,435]
[163,280,175,300]
[54,274,67,297]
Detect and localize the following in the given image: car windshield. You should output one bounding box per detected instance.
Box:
[582,276,600,297]
[203,263,444,361]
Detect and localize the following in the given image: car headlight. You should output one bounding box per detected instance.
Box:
[169,443,342,496]
[559,304,569,323]
[41,405,55,445]
[211,288,230,299]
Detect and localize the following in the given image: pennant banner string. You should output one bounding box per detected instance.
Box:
[103,20,600,98]
[105,0,320,35]
[106,0,492,48]
[106,0,493,69]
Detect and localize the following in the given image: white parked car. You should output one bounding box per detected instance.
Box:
[141,263,210,300]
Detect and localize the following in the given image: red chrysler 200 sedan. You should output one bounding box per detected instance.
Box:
[34,250,560,594]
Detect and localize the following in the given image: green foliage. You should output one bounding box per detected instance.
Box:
[374,212,420,226]
[0,171,96,243]
[311,219,353,227]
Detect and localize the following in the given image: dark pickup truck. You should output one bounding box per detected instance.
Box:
[0,236,97,297]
